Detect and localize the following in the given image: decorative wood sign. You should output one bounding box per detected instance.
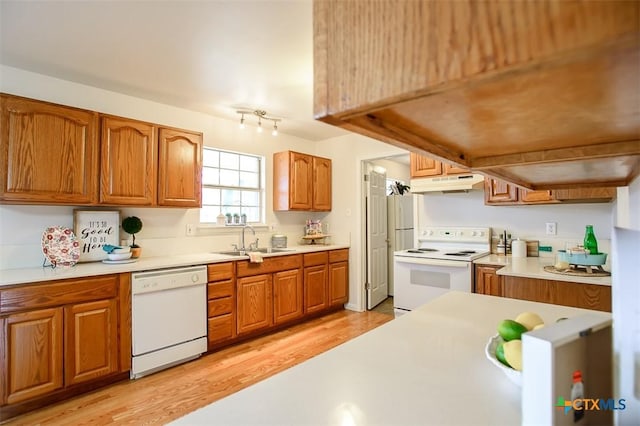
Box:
[73,210,120,262]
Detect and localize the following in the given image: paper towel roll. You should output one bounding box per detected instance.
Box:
[512,239,527,258]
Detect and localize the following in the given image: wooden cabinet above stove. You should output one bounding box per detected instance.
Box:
[313,0,640,190]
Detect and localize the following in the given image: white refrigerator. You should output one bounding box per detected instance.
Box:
[387,195,414,296]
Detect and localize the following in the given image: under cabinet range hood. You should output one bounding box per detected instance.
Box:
[410,174,485,193]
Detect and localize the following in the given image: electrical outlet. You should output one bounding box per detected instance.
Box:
[545,222,557,235]
[186,224,196,236]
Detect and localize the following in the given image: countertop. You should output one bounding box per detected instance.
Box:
[474,254,612,287]
[0,244,350,288]
[171,291,610,426]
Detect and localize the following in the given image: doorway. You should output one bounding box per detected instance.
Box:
[361,155,411,310]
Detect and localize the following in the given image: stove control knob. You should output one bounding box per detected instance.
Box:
[424,230,433,236]
[471,231,477,236]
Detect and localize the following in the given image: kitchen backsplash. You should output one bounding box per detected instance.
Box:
[0,204,332,270]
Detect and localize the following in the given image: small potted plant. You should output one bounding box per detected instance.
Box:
[390,181,410,195]
[225,213,232,225]
[122,216,143,258]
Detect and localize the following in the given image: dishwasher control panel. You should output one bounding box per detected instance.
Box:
[131,265,208,295]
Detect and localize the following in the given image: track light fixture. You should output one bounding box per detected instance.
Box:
[237,109,281,136]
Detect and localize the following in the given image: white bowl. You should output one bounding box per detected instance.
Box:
[107,252,132,261]
[485,334,522,386]
[112,246,131,254]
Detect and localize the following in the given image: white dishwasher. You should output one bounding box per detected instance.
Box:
[131,265,208,379]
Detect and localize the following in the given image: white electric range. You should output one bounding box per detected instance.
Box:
[393,226,491,316]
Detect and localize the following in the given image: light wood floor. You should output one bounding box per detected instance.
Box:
[5,309,392,425]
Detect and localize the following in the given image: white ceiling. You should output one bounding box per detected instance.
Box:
[0,0,349,141]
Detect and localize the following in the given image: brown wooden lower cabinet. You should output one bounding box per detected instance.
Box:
[474,265,611,312]
[474,265,503,297]
[206,263,236,349]
[0,274,131,421]
[64,299,119,386]
[4,308,64,405]
[329,249,349,306]
[273,269,304,325]
[237,274,274,335]
[503,276,611,312]
[304,264,329,313]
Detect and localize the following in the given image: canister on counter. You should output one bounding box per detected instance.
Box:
[271,234,287,248]
[512,239,527,258]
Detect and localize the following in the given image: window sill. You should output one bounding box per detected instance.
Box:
[195,224,270,235]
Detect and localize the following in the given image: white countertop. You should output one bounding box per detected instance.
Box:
[171,292,610,426]
[0,244,349,287]
[474,254,612,286]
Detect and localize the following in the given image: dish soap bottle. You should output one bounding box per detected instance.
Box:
[583,225,598,255]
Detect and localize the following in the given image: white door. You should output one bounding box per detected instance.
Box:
[366,169,388,309]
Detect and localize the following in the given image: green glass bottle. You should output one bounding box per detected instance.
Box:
[583,225,598,255]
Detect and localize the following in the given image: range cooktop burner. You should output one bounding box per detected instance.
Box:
[443,250,478,256]
[406,248,439,253]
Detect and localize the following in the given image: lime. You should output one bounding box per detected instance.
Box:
[498,319,528,341]
[495,342,511,367]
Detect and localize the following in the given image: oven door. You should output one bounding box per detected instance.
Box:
[393,255,472,312]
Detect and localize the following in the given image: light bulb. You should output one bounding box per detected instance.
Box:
[272,122,278,136]
[257,118,263,133]
[239,117,245,129]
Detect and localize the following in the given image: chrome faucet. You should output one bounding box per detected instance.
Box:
[240,225,256,252]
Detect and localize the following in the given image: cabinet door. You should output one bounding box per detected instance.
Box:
[503,276,611,312]
[157,128,202,207]
[410,153,442,177]
[443,163,470,175]
[520,189,555,203]
[289,152,313,210]
[3,308,63,405]
[236,274,273,335]
[474,265,503,297]
[484,178,518,204]
[329,261,349,306]
[0,95,99,204]
[100,116,156,205]
[304,264,328,314]
[312,156,332,211]
[64,299,118,386]
[273,269,303,325]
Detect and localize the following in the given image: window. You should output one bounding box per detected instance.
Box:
[200,147,264,224]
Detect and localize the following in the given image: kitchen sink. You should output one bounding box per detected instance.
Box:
[215,248,294,256]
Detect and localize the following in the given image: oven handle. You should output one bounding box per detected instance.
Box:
[394,257,469,268]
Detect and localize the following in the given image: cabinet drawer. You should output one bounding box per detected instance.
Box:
[208,280,233,299]
[303,251,328,266]
[208,297,233,317]
[237,254,302,277]
[0,276,118,314]
[329,249,349,263]
[208,262,234,281]
[208,313,234,345]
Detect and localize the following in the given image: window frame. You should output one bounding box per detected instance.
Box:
[200,147,266,225]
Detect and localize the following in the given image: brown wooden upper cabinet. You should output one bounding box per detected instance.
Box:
[0,94,99,204]
[484,177,616,205]
[100,116,157,205]
[157,128,202,207]
[0,94,203,207]
[273,150,332,211]
[410,153,469,178]
[313,1,640,190]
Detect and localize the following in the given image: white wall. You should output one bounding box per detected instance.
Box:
[370,157,410,185]
[316,134,408,311]
[0,66,329,269]
[416,190,614,257]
